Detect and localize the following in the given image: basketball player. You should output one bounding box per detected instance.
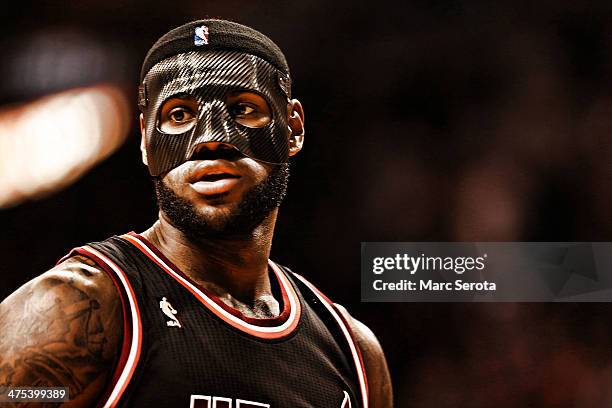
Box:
[0,20,392,407]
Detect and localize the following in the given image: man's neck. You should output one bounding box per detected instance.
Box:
[141,211,278,312]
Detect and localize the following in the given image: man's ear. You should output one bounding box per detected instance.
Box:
[287,99,305,157]
[139,113,148,166]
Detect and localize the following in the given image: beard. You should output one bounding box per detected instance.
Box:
[153,163,289,239]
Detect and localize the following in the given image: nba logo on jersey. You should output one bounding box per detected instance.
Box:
[194,25,209,46]
[159,296,182,328]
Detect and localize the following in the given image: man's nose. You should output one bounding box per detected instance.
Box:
[193,141,235,153]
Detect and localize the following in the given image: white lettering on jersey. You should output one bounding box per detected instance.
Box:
[341,390,352,408]
[189,392,352,407]
[190,395,269,408]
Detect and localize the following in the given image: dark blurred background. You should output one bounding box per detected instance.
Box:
[2,1,612,407]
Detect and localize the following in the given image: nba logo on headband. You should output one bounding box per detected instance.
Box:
[194,25,209,46]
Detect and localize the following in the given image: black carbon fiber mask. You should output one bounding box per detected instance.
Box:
[139,50,292,176]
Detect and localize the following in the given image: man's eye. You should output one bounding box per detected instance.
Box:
[231,104,255,117]
[169,108,194,123]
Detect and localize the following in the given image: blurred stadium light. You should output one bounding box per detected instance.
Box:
[0,85,131,208]
[0,26,134,209]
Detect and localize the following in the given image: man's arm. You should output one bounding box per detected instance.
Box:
[335,304,393,408]
[0,256,123,407]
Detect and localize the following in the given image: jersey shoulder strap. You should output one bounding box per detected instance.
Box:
[58,235,143,408]
[278,266,370,408]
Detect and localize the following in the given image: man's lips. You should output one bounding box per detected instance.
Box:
[191,177,241,196]
[190,164,242,196]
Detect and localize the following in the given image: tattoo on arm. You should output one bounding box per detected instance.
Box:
[0,256,123,407]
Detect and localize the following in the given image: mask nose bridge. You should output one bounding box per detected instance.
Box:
[190,97,233,150]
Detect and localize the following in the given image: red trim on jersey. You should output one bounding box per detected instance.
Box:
[292,273,369,408]
[122,232,301,340]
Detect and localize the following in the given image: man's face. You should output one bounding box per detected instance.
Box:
[140,50,294,176]
[141,51,306,237]
[152,91,291,238]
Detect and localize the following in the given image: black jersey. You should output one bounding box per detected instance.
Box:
[60,233,368,408]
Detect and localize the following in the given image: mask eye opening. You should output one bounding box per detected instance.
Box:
[225,90,273,129]
[156,93,199,134]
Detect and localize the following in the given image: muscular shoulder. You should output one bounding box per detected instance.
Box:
[334,304,393,408]
[0,255,123,406]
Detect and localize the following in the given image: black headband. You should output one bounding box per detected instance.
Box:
[140,19,291,83]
